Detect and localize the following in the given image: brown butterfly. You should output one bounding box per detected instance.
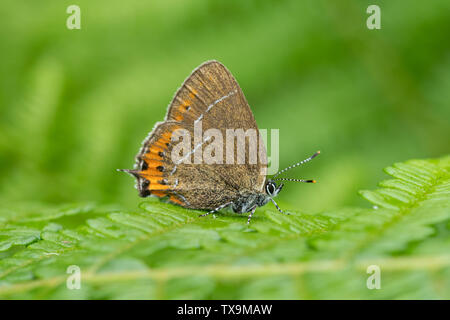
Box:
[120,60,319,224]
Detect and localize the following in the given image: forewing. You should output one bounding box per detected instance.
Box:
[166,60,267,194]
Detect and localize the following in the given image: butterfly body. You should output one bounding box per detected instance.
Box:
[231,191,270,214]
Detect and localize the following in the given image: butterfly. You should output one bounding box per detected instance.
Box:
[120,60,319,224]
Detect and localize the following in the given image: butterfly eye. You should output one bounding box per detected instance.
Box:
[266,182,276,195]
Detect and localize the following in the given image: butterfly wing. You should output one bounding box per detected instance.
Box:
[167,61,253,128]
[166,60,267,188]
[130,60,267,209]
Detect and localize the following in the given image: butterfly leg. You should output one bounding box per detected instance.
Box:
[199,202,233,218]
[270,198,290,215]
[247,206,257,225]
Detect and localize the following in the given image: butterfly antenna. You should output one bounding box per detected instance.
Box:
[272,151,320,179]
[273,178,316,183]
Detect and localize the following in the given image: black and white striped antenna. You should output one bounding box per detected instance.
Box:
[271,150,320,182]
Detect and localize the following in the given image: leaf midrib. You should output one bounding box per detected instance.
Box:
[341,170,447,261]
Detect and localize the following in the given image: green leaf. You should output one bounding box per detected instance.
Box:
[0,156,449,299]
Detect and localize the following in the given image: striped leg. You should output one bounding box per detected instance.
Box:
[199,202,233,217]
[247,206,257,225]
[270,198,290,215]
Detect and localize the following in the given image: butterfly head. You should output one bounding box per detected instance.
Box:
[259,151,320,215]
[267,150,320,196]
[265,180,284,198]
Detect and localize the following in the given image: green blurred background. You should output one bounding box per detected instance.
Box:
[0,0,449,213]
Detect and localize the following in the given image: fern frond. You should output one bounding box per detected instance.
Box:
[0,156,448,299]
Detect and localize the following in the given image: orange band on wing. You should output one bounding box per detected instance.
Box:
[149,183,170,191]
[145,128,178,156]
[145,159,164,167]
[143,153,163,161]
[148,145,165,154]
[158,132,172,143]
[153,140,169,149]
[138,175,165,184]
[188,89,197,99]
[151,191,167,198]
[172,100,193,122]
[139,159,164,177]
[140,168,163,177]
[169,195,184,205]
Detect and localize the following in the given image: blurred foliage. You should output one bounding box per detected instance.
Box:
[0,156,448,299]
[0,0,449,212]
